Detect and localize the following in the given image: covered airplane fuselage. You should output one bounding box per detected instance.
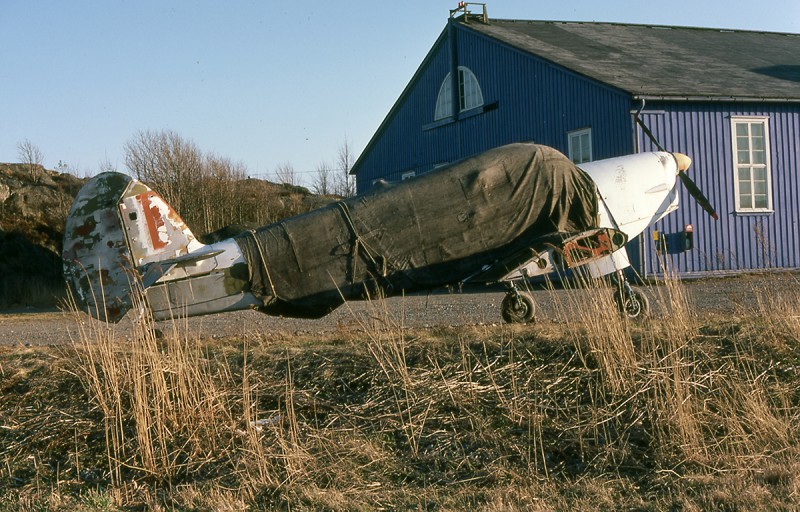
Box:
[62,143,684,322]
[236,143,598,317]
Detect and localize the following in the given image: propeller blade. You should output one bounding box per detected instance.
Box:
[677,171,719,220]
[635,111,719,220]
[635,114,665,152]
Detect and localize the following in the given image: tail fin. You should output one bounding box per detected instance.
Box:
[62,172,201,322]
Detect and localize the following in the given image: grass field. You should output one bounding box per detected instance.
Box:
[1,274,799,510]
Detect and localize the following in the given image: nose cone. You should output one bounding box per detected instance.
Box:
[673,153,692,173]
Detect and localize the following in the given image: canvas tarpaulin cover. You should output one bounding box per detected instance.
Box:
[235,143,598,317]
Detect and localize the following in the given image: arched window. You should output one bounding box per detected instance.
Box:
[434,66,484,121]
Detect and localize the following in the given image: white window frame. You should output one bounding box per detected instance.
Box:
[731,116,772,213]
[434,66,484,121]
[568,128,593,164]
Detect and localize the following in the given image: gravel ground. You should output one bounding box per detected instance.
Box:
[3,272,795,346]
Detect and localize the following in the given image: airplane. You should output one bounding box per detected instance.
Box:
[62,141,717,325]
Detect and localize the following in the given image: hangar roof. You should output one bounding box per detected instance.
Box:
[464,19,800,101]
[351,18,800,177]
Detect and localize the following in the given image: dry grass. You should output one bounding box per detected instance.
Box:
[1,275,799,510]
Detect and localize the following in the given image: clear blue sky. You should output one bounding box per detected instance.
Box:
[2,1,798,184]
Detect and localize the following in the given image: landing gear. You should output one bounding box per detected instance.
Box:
[612,271,649,320]
[501,283,536,323]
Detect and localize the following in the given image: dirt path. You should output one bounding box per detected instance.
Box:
[0,273,786,346]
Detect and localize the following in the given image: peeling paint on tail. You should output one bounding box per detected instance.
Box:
[119,189,202,267]
[62,172,200,322]
[63,172,137,322]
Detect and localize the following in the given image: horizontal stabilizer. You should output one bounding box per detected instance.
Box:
[139,249,224,288]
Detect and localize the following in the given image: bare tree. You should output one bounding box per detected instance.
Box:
[124,129,206,229]
[274,161,297,186]
[98,157,117,174]
[202,153,247,232]
[123,129,321,235]
[17,139,43,182]
[312,160,332,195]
[334,137,356,197]
[53,159,88,179]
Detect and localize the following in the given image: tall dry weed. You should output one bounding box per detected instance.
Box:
[46,268,798,509]
[549,270,637,396]
[544,261,797,472]
[641,263,705,461]
[236,341,278,492]
[750,272,800,343]
[353,293,431,457]
[641,263,798,470]
[67,283,234,484]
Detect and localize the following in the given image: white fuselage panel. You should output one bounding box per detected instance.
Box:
[579,152,680,241]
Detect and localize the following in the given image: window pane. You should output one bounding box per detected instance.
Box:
[580,134,591,161]
[467,78,478,108]
[569,135,579,162]
[752,134,765,150]
[455,67,484,112]
[739,180,752,196]
[739,192,752,209]
[569,130,591,164]
[737,135,750,151]
[738,150,751,164]
[736,123,749,137]
[738,167,751,181]
[733,119,770,211]
[458,70,466,111]
[434,74,453,120]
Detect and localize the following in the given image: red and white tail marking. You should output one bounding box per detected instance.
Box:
[119,189,203,267]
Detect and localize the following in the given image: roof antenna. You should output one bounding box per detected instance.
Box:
[449,2,488,24]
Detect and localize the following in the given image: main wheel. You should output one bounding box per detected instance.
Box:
[613,287,650,319]
[501,291,536,323]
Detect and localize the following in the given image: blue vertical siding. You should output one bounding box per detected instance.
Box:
[637,103,800,277]
[355,22,634,191]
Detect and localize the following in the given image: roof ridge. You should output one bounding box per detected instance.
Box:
[480,18,800,37]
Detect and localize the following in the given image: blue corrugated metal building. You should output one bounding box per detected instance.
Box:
[351,12,800,277]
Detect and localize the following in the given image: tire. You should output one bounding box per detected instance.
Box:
[614,287,650,319]
[501,291,536,323]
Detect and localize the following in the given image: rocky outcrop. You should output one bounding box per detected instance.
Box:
[0,164,85,307]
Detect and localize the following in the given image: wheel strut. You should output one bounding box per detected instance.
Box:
[612,270,649,319]
[501,281,536,324]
